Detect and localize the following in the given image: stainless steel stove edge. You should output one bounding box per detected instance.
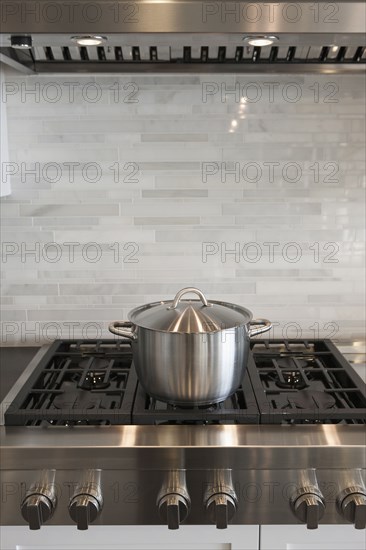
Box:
[0,424,365,470]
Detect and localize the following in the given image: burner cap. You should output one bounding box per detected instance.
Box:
[276,370,308,390]
[287,390,336,409]
[80,371,110,390]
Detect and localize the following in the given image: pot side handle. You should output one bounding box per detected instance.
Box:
[109,321,137,341]
[249,319,272,337]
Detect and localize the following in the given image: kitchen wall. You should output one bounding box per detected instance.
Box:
[0,69,365,344]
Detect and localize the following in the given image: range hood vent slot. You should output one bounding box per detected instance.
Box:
[27,44,366,66]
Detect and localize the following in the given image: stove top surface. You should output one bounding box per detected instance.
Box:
[4,339,366,426]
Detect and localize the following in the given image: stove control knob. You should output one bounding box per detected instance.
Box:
[291,486,325,529]
[158,494,190,530]
[204,470,238,529]
[21,470,57,530]
[337,487,366,529]
[157,470,191,530]
[206,493,237,529]
[21,494,55,530]
[69,494,102,530]
[69,469,103,530]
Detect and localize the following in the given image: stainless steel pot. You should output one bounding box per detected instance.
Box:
[109,287,272,406]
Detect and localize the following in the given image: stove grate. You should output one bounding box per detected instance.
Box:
[4,339,137,426]
[248,339,366,424]
[132,369,259,425]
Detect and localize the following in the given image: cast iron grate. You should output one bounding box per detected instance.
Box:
[132,369,259,425]
[4,339,137,426]
[247,339,366,425]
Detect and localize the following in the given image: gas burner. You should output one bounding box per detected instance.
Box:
[79,371,110,390]
[276,370,308,390]
[284,390,336,410]
[79,357,109,370]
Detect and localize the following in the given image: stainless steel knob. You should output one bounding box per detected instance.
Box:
[157,470,191,530]
[158,494,190,530]
[69,494,102,530]
[206,493,236,529]
[204,470,238,529]
[69,469,103,530]
[21,494,54,530]
[20,470,57,530]
[291,486,325,529]
[337,486,366,529]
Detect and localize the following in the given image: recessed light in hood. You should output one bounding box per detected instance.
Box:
[71,35,106,46]
[244,36,278,47]
[10,35,32,49]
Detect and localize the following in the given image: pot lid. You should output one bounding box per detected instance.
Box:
[128,287,252,334]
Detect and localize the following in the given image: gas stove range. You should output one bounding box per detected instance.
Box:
[0,339,365,531]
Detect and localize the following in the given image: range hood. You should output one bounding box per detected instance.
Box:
[0,0,365,74]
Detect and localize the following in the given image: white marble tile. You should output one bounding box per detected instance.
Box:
[53,229,154,243]
[0,218,32,227]
[20,204,119,217]
[142,189,208,198]
[2,284,59,296]
[0,310,27,321]
[121,200,221,216]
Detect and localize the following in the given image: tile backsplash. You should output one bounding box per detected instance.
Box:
[0,70,365,344]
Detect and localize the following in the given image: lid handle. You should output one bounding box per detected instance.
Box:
[168,287,211,310]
